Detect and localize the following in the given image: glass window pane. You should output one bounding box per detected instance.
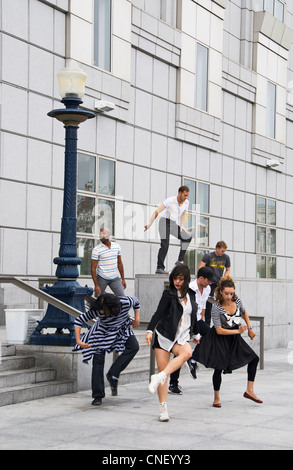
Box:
[198,182,209,213]
[77,196,95,234]
[77,238,95,276]
[185,213,196,245]
[160,0,177,26]
[196,44,208,112]
[196,249,209,270]
[267,81,276,138]
[257,197,266,224]
[257,255,266,278]
[94,0,111,71]
[184,249,195,275]
[98,198,115,235]
[257,226,266,253]
[99,158,115,196]
[275,0,284,21]
[267,256,276,278]
[265,0,274,14]
[197,216,209,247]
[77,153,96,192]
[184,178,196,207]
[267,228,276,254]
[267,199,276,225]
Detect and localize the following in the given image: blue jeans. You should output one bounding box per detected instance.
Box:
[91,335,139,399]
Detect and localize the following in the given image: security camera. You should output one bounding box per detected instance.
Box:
[266,159,280,168]
[94,100,116,112]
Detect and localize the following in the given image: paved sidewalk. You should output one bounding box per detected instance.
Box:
[0,345,292,451]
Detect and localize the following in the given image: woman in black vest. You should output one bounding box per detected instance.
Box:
[146,264,199,421]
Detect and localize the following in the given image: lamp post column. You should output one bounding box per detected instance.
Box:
[30,62,96,346]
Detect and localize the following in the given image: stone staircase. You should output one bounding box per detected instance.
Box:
[119,328,153,385]
[0,343,75,407]
[0,328,152,407]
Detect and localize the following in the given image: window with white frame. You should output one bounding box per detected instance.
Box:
[256,196,276,278]
[94,0,111,71]
[77,153,115,275]
[196,43,208,112]
[183,178,210,274]
[267,81,276,139]
[160,0,177,26]
[253,0,284,22]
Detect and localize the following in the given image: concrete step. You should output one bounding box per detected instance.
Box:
[0,367,57,388]
[125,353,151,371]
[0,344,16,357]
[119,366,150,385]
[0,355,36,373]
[0,380,75,407]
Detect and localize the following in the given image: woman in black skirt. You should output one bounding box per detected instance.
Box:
[194,276,262,407]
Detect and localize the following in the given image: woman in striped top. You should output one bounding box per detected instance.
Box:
[194,276,262,408]
[74,293,140,406]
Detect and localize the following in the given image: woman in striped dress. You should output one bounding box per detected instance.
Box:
[74,293,140,406]
[194,276,262,408]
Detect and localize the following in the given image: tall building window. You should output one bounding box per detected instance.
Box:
[267,81,276,139]
[253,0,284,22]
[77,153,115,275]
[256,196,276,278]
[160,0,177,26]
[94,0,111,71]
[183,178,210,274]
[196,44,208,112]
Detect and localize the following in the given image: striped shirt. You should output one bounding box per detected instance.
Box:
[73,296,140,363]
[211,298,245,329]
[91,242,121,280]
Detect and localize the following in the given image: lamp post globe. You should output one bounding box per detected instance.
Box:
[30,60,96,346]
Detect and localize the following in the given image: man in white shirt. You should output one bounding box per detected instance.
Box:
[91,228,126,297]
[144,186,192,274]
[169,266,214,394]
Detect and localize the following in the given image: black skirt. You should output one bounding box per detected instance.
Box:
[194,326,258,373]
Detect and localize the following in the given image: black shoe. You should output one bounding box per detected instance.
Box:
[92,397,102,406]
[186,358,198,379]
[168,383,183,395]
[107,372,118,396]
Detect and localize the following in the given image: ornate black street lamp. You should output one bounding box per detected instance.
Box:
[30,60,95,346]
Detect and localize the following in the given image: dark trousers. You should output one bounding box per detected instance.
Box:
[92,335,139,399]
[157,218,192,270]
[212,356,259,391]
[170,319,210,386]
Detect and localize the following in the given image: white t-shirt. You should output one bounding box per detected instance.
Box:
[189,279,211,321]
[157,292,192,352]
[91,242,121,280]
[162,196,189,224]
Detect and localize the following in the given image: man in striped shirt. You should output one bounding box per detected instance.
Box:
[91,228,126,297]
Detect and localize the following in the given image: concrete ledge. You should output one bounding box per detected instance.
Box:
[14,344,113,392]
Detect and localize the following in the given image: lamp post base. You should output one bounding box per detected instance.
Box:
[30,280,93,346]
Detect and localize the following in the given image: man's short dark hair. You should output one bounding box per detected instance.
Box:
[178,185,189,193]
[197,266,214,282]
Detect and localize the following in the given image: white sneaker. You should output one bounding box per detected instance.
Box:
[159,402,169,422]
[148,371,167,394]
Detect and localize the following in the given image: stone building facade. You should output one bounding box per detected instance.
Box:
[1,0,293,348]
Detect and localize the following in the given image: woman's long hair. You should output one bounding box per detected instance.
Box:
[215,276,238,304]
[169,264,191,299]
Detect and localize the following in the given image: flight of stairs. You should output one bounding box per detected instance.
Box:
[0,328,153,407]
[119,328,153,385]
[0,343,75,407]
